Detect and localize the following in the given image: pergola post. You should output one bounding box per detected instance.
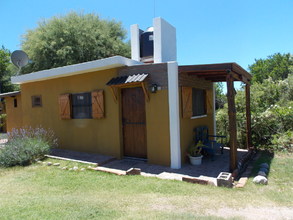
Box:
[226,75,237,171]
[245,84,253,150]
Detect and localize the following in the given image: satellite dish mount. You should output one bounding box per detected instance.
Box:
[11,50,29,75]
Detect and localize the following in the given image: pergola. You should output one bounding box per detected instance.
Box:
[179,63,253,171]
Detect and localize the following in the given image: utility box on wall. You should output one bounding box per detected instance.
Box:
[131,17,177,64]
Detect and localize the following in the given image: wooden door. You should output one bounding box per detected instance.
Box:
[122,87,147,158]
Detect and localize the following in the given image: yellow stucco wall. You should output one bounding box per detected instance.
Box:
[5,95,23,131]
[179,85,215,163]
[146,90,170,166]
[20,69,121,158]
[16,68,170,166]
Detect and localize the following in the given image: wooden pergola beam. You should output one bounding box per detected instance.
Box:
[226,75,238,171]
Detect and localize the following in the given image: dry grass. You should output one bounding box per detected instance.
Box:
[0,152,292,219]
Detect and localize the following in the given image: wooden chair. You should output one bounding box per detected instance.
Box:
[194,126,226,160]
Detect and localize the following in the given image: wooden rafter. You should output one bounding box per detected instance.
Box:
[109,82,150,103]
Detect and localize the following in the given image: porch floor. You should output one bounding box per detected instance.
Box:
[49,147,248,184]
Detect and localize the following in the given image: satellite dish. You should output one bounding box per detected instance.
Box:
[11,50,29,75]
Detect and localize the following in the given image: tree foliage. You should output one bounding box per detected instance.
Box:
[215,83,226,109]
[0,46,17,93]
[217,52,293,151]
[249,53,293,83]
[217,75,293,151]
[21,12,130,73]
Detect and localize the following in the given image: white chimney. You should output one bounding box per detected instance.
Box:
[131,17,177,63]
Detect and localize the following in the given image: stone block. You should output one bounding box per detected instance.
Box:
[235,177,248,188]
[126,168,141,175]
[182,177,209,185]
[93,166,126,176]
[253,175,268,185]
[217,172,233,188]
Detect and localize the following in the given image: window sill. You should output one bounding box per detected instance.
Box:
[190,115,207,119]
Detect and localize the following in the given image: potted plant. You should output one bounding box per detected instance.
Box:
[187,141,204,165]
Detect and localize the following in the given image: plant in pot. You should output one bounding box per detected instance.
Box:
[187,141,204,165]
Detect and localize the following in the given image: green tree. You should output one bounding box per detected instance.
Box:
[215,82,226,109]
[0,46,17,93]
[21,12,130,73]
[249,53,293,83]
[216,75,293,151]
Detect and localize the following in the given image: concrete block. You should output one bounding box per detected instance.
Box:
[217,172,233,188]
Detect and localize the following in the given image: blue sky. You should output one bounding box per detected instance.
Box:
[1,0,292,70]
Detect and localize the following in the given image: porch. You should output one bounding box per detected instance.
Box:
[179,62,253,172]
[49,148,248,185]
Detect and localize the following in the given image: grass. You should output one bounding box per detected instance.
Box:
[0,152,292,219]
[0,132,7,139]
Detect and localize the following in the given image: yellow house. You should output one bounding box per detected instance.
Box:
[1,18,251,169]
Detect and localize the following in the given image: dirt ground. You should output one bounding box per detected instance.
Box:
[208,206,293,220]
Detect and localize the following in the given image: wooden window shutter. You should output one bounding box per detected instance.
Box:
[181,87,192,118]
[92,90,104,119]
[59,94,71,119]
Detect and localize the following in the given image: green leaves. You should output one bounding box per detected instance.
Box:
[0,46,18,93]
[216,75,293,150]
[249,53,293,83]
[21,12,130,73]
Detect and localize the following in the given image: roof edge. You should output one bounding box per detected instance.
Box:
[11,56,142,85]
[0,91,21,98]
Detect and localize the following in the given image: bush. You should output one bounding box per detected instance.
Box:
[270,130,293,152]
[216,76,293,150]
[0,127,57,167]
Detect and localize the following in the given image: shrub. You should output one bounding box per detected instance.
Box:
[0,127,57,167]
[216,76,293,150]
[0,114,6,128]
[270,130,293,152]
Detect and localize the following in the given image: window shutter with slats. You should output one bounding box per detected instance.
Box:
[59,94,71,119]
[181,87,192,118]
[92,90,104,119]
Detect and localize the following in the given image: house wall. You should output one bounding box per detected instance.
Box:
[20,68,122,158]
[13,65,171,166]
[145,89,170,165]
[5,95,23,131]
[119,63,170,166]
[179,73,214,163]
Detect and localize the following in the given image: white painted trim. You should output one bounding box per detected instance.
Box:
[190,115,207,119]
[153,17,177,63]
[11,56,142,84]
[130,24,141,62]
[167,61,181,169]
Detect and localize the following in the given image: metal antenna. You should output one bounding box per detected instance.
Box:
[153,0,156,18]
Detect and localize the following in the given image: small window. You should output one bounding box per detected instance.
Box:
[72,92,92,119]
[32,95,42,107]
[192,88,206,117]
[14,98,17,108]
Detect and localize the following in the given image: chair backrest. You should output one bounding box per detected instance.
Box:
[194,126,209,144]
